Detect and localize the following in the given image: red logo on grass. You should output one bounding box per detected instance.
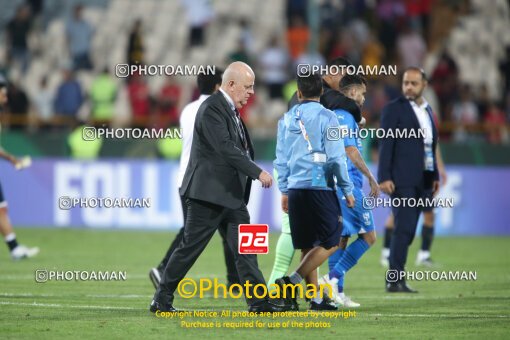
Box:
[238,224,269,254]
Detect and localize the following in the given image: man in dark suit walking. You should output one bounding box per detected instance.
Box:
[150,62,289,313]
[378,67,440,293]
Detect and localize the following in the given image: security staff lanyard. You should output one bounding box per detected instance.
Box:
[296,105,327,187]
[296,107,313,153]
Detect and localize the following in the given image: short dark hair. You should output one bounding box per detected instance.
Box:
[328,57,352,68]
[403,66,427,81]
[339,74,367,89]
[297,73,323,98]
[197,68,223,95]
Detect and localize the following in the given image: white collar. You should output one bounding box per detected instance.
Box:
[410,98,429,111]
[219,88,236,111]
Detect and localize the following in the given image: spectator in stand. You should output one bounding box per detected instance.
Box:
[404,0,433,43]
[477,85,491,119]
[239,19,255,55]
[286,15,310,60]
[6,81,30,130]
[157,76,182,128]
[66,4,94,71]
[258,36,289,100]
[54,67,83,122]
[33,76,54,129]
[228,39,251,65]
[376,0,406,63]
[6,4,33,74]
[181,0,214,47]
[397,21,427,69]
[500,47,510,96]
[362,31,386,79]
[452,85,479,141]
[484,103,508,144]
[286,0,308,25]
[363,80,390,125]
[127,19,144,67]
[127,73,151,126]
[319,0,341,33]
[90,67,117,125]
[431,51,459,121]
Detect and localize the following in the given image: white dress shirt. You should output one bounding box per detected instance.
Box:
[410,98,435,171]
[219,88,235,111]
[410,99,433,145]
[177,94,209,188]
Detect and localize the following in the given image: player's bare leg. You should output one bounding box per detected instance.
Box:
[381,213,394,267]
[416,211,436,267]
[0,206,39,260]
[276,245,339,310]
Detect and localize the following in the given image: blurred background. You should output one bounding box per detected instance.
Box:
[0,0,508,233]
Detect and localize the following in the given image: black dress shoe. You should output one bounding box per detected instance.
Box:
[248,299,291,313]
[150,300,178,313]
[386,282,418,293]
[309,294,338,311]
[274,276,299,311]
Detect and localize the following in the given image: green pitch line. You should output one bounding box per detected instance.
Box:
[0,228,509,339]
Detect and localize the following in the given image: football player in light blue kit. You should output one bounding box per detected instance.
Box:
[320,75,380,307]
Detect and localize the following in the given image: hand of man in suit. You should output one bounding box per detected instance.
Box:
[258,170,273,188]
[380,180,395,195]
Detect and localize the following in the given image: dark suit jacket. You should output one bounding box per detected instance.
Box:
[378,96,439,187]
[179,91,262,209]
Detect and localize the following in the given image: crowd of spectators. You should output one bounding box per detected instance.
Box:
[0,0,508,144]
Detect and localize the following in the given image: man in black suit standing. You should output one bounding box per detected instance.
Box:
[150,62,289,313]
[378,67,440,293]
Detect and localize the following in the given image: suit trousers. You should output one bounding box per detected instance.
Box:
[388,172,434,282]
[159,195,240,285]
[155,198,267,305]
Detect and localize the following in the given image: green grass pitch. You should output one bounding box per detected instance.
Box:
[1,228,509,339]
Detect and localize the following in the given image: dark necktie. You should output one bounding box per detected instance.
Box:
[234,109,248,150]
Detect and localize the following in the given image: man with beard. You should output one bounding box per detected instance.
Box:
[378,67,440,293]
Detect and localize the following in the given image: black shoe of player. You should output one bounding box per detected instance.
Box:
[275,276,299,311]
[248,298,292,313]
[309,294,338,310]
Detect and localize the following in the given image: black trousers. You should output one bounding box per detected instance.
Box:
[388,172,434,282]
[155,198,267,305]
[158,195,240,285]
